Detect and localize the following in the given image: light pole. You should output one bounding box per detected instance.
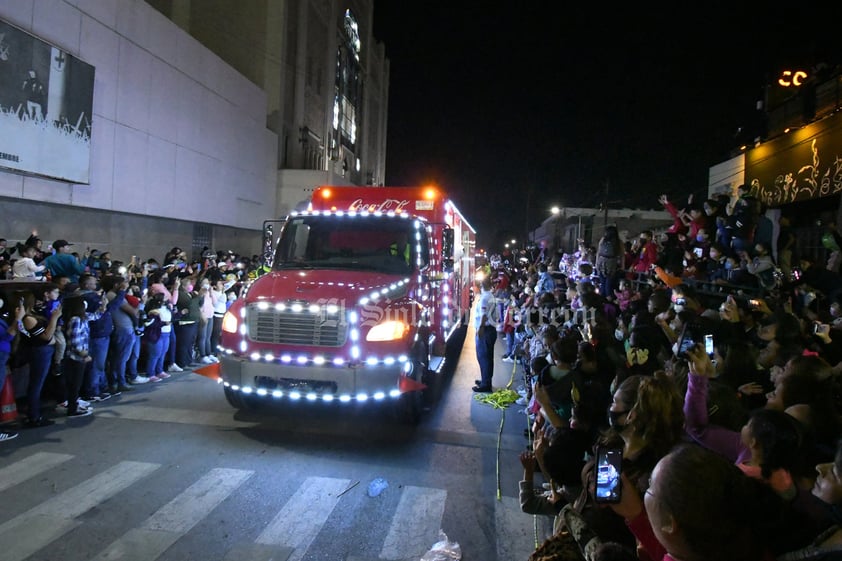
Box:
[551,206,561,255]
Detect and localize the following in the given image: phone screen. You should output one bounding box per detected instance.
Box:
[704,334,714,357]
[693,247,703,258]
[676,324,695,359]
[594,447,623,503]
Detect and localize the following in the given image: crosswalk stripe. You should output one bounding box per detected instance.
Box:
[0,451,74,493]
[379,486,446,560]
[0,460,160,561]
[90,467,253,561]
[256,476,351,561]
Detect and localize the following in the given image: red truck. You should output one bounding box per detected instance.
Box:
[218,185,476,422]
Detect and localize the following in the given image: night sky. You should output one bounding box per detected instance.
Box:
[372,3,842,249]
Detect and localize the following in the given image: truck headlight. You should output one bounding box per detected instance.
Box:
[222,311,239,333]
[366,320,409,342]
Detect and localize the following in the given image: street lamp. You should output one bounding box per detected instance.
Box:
[550,207,562,254]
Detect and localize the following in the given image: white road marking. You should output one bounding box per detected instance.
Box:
[0,451,74,492]
[256,476,351,561]
[379,486,446,560]
[91,467,253,561]
[0,461,160,561]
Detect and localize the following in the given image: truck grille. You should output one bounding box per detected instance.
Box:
[245,304,348,346]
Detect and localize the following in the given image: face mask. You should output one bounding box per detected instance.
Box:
[608,409,628,429]
[614,328,625,341]
[696,235,706,242]
[724,261,733,270]
[185,284,194,292]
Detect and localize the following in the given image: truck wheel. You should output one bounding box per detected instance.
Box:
[395,381,423,425]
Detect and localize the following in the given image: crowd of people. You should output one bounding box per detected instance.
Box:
[0,233,266,442]
[472,188,842,560]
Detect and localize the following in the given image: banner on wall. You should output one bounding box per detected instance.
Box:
[0,18,95,184]
[746,113,842,207]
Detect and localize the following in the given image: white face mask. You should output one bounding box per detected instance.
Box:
[614,328,625,341]
[671,342,680,357]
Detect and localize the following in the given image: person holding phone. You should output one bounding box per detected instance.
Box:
[562,373,685,549]
[608,444,812,561]
[683,345,814,501]
[17,290,62,427]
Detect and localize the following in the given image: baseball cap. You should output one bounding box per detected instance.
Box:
[53,239,73,250]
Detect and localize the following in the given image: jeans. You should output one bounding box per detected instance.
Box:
[0,350,9,396]
[26,344,55,421]
[126,333,141,379]
[504,331,515,357]
[164,329,176,367]
[197,318,213,357]
[84,335,110,397]
[475,325,497,388]
[145,338,166,377]
[109,328,134,387]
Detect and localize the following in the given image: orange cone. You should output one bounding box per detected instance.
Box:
[0,374,18,424]
[192,361,220,381]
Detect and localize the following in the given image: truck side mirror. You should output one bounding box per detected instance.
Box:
[442,227,454,273]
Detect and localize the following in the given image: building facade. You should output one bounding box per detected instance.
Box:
[0,0,388,261]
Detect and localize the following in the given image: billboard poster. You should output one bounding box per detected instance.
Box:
[0,18,95,183]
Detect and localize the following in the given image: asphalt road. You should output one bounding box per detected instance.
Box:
[0,326,550,561]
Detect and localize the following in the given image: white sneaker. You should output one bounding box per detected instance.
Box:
[209,355,219,363]
[168,364,184,373]
[77,398,91,408]
[502,356,514,363]
[201,356,214,364]
[129,375,150,384]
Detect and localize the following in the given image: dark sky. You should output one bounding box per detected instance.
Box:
[372,3,841,248]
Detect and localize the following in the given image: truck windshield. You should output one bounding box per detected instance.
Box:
[273,215,419,274]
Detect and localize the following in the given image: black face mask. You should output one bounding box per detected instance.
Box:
[608,409,628,429]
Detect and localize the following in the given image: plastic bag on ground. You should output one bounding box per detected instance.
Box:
[419,530,461,561]
[367,477,389,497]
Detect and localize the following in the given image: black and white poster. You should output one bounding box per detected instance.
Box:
[0,18,95,184]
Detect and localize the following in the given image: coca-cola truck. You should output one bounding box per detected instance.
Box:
[218,186,476,422]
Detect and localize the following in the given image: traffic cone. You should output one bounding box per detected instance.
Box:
[192,361,220,381]
[0,374,18,424]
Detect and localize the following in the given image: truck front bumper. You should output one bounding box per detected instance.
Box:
[219,354,411,402]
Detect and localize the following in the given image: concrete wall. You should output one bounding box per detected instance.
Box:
[0,0,275,260]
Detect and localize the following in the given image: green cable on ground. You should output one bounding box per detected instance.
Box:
[491,357,521,500]
[481,357,543,546]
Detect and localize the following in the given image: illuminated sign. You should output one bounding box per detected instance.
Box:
[778,70,808,87]
[347,198,411,213]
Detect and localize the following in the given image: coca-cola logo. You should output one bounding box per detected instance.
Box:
[347,198,411,213]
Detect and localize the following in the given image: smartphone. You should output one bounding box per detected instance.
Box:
[704,333,714,357]
[594,446,623,504]
[693,247,703,258]
[676,323,697,359]
[749,299,760,308]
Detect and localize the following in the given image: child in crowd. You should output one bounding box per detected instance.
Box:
[61,295,97,418]
[12,245,45,279]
